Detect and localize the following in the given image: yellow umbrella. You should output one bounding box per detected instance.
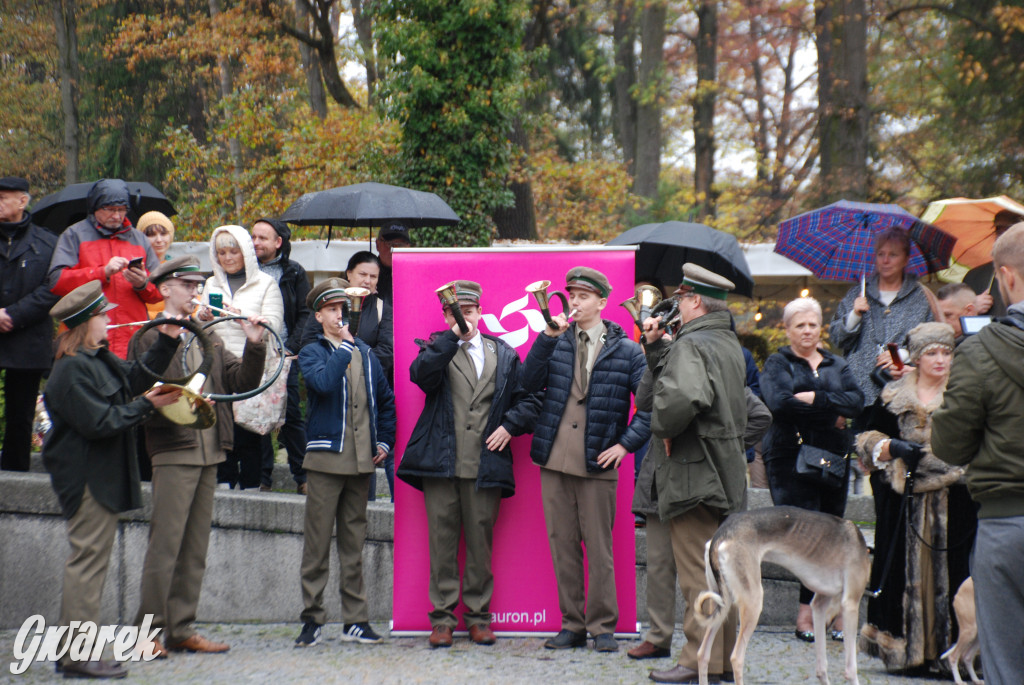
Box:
[921,195,1024,269]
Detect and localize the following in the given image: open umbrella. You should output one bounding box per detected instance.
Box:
[606,221,754,297]
[775,200,955,282]
[920,196,1024,268]
[280,182,460,229]
[31,181,176,233]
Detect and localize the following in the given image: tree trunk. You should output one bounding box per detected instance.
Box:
[492,118,538,240]
[52,0,79,185]
[633,0,665,199]
[815,0,868,202]
[209,0,244,211]
[351,0,377,106]
[693,0,717,219]
[612,0,637,176]
[296,0,327,118]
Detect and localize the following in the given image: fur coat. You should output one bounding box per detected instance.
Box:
[854,371,968,672]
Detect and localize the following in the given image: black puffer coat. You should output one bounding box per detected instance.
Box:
[521,320,650,472]
[398,330,539,497]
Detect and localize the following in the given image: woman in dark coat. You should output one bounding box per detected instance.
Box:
[42,281,182,679]
[854,322,975,676]
[761,296,864,642]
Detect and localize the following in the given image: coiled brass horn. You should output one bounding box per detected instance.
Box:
[435,281,469,334]
[651,296,682,333]
[525,280,571,330]
[132,317,218,429]
[344,286,371,335]
[621,284,664,330]
[179,316,286,408]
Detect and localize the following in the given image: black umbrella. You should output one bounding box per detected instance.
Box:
[607,221,754,297]
[31,181,176,233]
[280,182,460,229]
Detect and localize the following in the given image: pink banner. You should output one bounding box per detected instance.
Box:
[391,247,639,634]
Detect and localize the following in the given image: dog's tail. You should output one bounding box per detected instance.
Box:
[695,539,729,630]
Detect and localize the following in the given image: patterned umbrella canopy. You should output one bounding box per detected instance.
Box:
[775,200,955,282]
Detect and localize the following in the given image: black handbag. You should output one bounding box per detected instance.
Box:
[795,432,848,488]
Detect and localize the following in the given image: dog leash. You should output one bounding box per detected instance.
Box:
[866,472,912,599]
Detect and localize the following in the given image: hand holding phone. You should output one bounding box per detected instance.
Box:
[209,293,223,310]
[887,342,904,369]
[127,257,145,271]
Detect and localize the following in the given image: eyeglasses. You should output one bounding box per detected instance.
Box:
[97,206,128,216]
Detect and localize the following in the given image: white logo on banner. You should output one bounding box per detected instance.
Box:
[480,294,548,349]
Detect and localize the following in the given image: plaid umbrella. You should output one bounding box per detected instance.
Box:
[775,200,955,282]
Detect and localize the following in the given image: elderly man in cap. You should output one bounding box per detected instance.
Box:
[48,178,162,358]
[0,176,59,471]
[43,280,183,678]
[128,256,268,656]
[375,223,411,304]
[641,264,747,685]
[521,266,650,653]
[251,217,311,493]
[398,280,539,648]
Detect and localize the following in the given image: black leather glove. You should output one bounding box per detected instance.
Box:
[888,439,925,472]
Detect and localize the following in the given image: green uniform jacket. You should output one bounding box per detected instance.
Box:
[646,310,748,521]
[932,316,1024,519]
[42,333,179,518]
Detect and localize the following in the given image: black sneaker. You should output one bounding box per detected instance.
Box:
[295,621,322,647]
[341,622,382,644]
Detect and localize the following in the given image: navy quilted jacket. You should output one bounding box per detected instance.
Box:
[522,320,650,472]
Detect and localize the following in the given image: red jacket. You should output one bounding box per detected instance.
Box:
[49,217,162,358]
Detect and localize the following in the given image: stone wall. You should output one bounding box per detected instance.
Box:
[0,471,873,631]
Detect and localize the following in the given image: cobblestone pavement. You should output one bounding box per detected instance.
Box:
[1,622,941,684]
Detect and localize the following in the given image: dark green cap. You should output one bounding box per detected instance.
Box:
[150,256,205,285]
[50,280,118,328]
[565,266,611,298]
[306,277,351,311]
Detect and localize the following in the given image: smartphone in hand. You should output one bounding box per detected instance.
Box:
[209,292,223,310]
[127,256,145,271]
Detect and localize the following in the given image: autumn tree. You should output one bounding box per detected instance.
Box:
[374,0,529,246]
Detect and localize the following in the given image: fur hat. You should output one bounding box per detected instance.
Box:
[906,322,955,361]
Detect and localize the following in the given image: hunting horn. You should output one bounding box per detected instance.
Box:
[620,284,663,330]
[525,280,571,330]
[344,286,371,335]
[131,317,218,430]
[435,281,469,334]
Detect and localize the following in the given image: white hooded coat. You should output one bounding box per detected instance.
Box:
[203,224,284,358]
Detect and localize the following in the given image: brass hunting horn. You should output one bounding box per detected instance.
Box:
[620,284,663,330]
[344,286,371,334]
[525,280,571,330]
[131,317,218,429]
[435,281,469,334]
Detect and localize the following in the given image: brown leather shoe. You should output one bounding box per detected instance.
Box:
[60,659,128,679]
[428,625,453,648]
[627,640,671,659]
[468,624,496,645]
[649,664,719,684]
[296,482,307,495]
[168,634,230,653]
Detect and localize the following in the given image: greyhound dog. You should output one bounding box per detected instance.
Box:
[694,506,871,685]
[941,577,983,685]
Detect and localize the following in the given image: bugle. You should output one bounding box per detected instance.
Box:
[525,280,571,330]
[435,281,469,334]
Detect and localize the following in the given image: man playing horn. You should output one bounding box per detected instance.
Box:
[128,255,267,656]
